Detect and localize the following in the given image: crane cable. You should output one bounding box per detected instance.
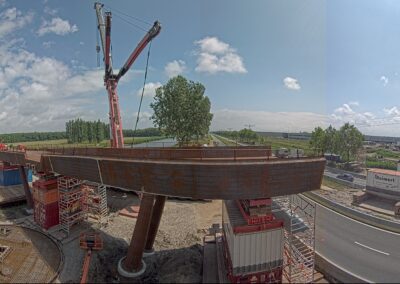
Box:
[131,40,152,147]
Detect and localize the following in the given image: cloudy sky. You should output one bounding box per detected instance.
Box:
[0,0,399,136]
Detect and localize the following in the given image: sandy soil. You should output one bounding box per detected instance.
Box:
[87,189,222,283]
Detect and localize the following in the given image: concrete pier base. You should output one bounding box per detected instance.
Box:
[121,193,155,276]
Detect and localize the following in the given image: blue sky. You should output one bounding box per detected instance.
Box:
[0,0,399,136]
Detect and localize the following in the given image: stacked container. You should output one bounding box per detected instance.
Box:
[0,165,32,186]
[222,200,284,283]
[32,177,59,229]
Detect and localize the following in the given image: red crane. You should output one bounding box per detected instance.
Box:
[94,3,161,148]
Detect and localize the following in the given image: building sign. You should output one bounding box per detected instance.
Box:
[367,172,400,193]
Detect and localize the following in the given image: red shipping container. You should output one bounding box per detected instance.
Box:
[34,201,59,230]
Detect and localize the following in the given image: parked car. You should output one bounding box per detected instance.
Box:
[336,173,354,182]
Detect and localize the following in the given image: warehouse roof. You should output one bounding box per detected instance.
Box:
[368,168,400,176]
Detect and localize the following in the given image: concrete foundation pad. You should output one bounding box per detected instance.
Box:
[117,256,146,278]
[143,248,155,257]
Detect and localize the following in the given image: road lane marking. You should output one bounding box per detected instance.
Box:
[305,195,400,236]
[354,241,390,256]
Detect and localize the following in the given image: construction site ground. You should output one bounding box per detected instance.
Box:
[0,187,330,283]
[0,187,222,283]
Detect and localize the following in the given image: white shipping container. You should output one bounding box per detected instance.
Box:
[222,200,284,275]
[367,169,400,193]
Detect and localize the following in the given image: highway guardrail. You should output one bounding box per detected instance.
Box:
[303,191,400,234]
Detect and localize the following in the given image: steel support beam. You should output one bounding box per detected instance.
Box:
[19,165,33,209]
[145,195,166,252]
[123,193,155,272]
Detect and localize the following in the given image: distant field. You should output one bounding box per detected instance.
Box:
[14,136,164,149]
[260,136,310,150]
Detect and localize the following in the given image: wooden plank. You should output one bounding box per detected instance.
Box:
[203,241,218,283]
[0,185,26,205]
[216,236,229,283]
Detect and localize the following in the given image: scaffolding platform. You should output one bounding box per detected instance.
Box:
[58,176,85,235]
[82,182,108,225]
[272,195,316,284]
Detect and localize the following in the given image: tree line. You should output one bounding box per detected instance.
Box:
[66,119,110,144]
[0,132,66,143]
[214,129,258,143]
[310,123,364,162]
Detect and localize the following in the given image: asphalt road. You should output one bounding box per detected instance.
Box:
[323,170,366,188]
[315,202,400,283]
[211,134,248,146]
[210,134,226,146]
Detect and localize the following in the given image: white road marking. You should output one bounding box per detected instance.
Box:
[354,241,390,256]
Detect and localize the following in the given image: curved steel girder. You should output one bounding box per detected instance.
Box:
[0,151,26,165]
[39,155,325,200]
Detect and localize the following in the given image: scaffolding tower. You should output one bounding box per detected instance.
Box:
[82,182,108,225]
[58,176,85,235]
[272,194,316,284]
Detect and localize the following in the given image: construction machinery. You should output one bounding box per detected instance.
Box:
[0,144,7,151]
[79,232,103,284]
[94,2,161,148]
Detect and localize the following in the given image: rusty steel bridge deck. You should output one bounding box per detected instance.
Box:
[0,147,325,200]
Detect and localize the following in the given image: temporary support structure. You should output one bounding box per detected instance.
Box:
[82,182,108,225]
[221,199,284,283]
[58,176,85,235]
[272,194,316,283]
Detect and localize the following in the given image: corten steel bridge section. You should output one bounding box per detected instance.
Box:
[0,147,325,277]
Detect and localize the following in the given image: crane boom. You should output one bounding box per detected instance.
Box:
[94,3,107,62]
[94,2,161,148]
[104,12,112,77]
[116,21,161,81]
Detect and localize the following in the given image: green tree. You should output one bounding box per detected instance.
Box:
[325,125,339,154]
[337,123,364,162]
[150,76,213,146]
[309,127,326,155]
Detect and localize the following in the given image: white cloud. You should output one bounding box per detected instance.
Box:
[0,40,135,132]
[42,41,55,48]
[211,106,400,136]
[130,111,154,129]
[348,101,359,107]
[37,17,78,36]
[136,82,162,98]
[0,111,7,120]
[44,7,58,16]
[380,75,388,87]
[383,106,400,117]
[211,109,328,132]
[164,60,186,78]
[194,37,247,74]
[283,77,301,91]
[330,103,377,127]
[0,7,33,37]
